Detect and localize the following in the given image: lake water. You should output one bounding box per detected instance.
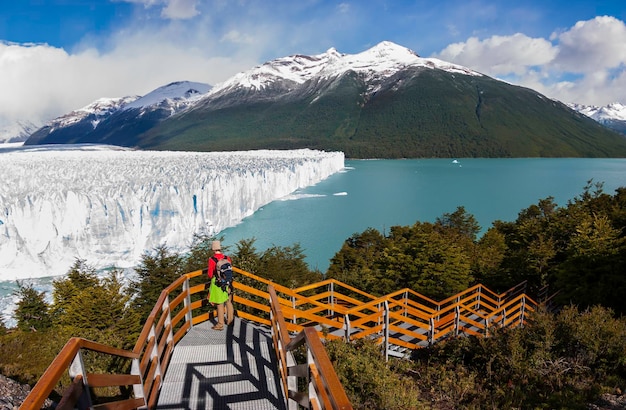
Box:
[1,158,625,325]
[220,158,626,272]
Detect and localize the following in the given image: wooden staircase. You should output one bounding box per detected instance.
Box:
[20,267,537,409]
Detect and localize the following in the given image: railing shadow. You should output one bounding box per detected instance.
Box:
[155,318,286,409]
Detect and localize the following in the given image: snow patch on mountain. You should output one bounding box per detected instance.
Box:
[209,40,482,96]
[33,81,212,136]
[49,96,139,131]
[123,81,211,110]
[569,102,626,122]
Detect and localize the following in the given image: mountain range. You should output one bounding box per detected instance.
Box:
[567,102,626,135]
[19,41,626,158]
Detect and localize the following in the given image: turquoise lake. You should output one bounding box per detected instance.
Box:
[220,158,626,272]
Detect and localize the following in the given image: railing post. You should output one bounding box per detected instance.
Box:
[383,300,390,362]
[183,277,193,327]
[501,308,506,328]
[454,296,461,336]
[328,281,335,317]
[404,290,409,317]
[344,314,351,341]
[428,317,435,345]
[163,295,174,348]
[131,358,147,410]
[68,349,93,408]
[476,286,482,310]
[484,316,489,338]
[520,296,526,327]
[291,295,297,324]
[148,324,163,382]
[306,344,316,406]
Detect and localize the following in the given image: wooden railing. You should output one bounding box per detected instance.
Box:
[269,285,352,410]
[21,266,536,409]
[19,338,144,410]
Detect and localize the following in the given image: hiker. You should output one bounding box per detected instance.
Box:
[207,240,234,330]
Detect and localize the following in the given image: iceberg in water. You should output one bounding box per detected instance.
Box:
[0,145,344,281]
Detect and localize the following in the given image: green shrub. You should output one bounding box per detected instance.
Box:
[325,338,425,409]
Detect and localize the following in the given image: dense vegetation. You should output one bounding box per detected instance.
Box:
[140,69,626,158]
[1,182,625,408]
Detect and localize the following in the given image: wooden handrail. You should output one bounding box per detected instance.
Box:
[20,338,140,410]
[270,286,353,409]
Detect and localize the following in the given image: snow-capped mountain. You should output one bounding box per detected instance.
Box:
[46,96,140,131]
[0,120,40,143]
[24,41,626,157]
[123,81,211,110]
[207,41,480,98]
[568,102,626,135]
[26,81,211,146]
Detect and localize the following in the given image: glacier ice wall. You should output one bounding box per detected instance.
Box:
[0,146,344,280]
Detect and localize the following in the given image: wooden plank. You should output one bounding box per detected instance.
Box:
[170,290,187,311]
[173,321,191,345]
[303,328,353,409]
[143,358,158,398]
[146,373,162,410]
[237,311,271,326]
[171,306,188,328]
[154,307,169,337]
[85,373,141,387]
[139,335,155,375]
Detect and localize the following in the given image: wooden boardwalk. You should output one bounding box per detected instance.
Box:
[156,317,286,410]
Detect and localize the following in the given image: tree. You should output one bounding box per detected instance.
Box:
[51,258,99,323]
[232,238,261,274]
[326,228,387,292]
[50,261,140,347]
[472,228,508,289]
[382,222,473,298]
[327,220,474,299]
[128,244,184,322]
[493,197,562,292]
[13,281,52,331]
[555,213,626,312]
[436,205,481,242]
[257,243,320,288]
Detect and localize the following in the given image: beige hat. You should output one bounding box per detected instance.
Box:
[211,240,221,251]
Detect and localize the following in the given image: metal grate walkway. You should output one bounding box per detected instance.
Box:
[156,317,287,409]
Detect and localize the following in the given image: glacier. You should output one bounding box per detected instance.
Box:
[0,145,345,282]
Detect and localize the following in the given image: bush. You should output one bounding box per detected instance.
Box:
[325,338,425,409]
[409,306,626,409]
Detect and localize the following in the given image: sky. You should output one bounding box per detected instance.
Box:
[1,0,625,131]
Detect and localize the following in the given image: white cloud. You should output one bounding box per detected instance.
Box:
[434,16,626,106]
[551,16,626,73]
[0,36,256,128]
[435,33,557,76]
[337,3,350,14]
[161,0,199,20]
[114,0,200,20]
[221,30,255,45]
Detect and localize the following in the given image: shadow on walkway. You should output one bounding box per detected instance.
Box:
[156,318,286,410]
